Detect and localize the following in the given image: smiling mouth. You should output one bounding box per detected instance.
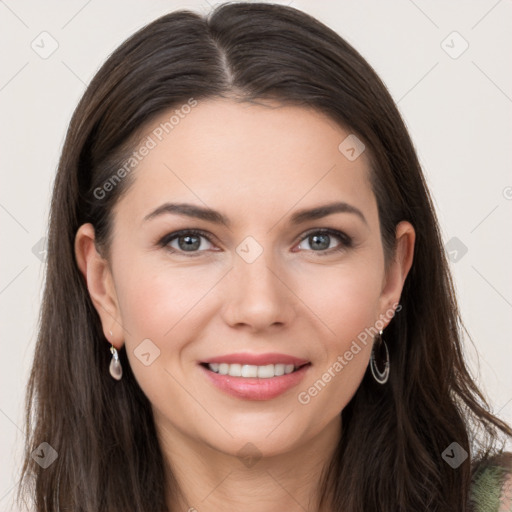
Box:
[200,362,311,379]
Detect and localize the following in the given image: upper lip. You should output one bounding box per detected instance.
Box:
[201,352,310,366]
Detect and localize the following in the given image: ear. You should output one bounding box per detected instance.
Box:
[74,223,123,349]
[378,220,415,323]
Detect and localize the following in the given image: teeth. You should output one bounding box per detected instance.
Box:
[242,365,258,377]
[274,364,285,376]
[206,362,300,378]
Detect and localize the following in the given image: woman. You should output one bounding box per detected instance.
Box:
[17,2,512,511]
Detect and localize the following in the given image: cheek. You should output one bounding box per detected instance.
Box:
[114,244,383,392]
[115,248,384,359]
[294,258,382,410]
[112,258,211,404]
[114,256,215,341]
[297,255,384,342]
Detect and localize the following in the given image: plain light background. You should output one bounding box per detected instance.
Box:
[1,0,511,509]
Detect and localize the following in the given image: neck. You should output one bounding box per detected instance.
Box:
[157,415,341,512]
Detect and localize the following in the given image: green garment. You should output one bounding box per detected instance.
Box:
[470,463,511,512]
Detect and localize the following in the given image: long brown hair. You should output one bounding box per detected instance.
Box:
[17,2,512,511]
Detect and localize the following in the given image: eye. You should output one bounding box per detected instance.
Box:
[158,228,352,257]
[158,229,215,256]
[295,229,352,255]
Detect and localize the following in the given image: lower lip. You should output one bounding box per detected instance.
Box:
[199,364,311,401]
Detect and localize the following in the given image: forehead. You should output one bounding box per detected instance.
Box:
[115,98,376,227]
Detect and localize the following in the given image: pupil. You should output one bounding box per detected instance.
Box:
[311,234,329,250]
[179,235,200,251]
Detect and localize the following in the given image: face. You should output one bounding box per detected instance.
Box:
[76,98,414,460]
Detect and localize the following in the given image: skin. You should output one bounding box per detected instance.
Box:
[75,98,415,512]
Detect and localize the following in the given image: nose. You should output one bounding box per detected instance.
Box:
[220,249,296,332]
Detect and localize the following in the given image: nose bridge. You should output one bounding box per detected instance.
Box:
[223,238,294,329]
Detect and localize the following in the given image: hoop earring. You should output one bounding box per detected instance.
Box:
[370,330,389,385]
[108,330,123,381]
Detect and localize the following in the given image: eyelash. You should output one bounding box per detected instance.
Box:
[157,228,353,257]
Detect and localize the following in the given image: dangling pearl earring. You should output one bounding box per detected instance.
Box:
[108,330,123,381]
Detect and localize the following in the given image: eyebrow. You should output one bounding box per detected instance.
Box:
[143,201,367,227]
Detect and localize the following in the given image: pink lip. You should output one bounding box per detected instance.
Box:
[201,352,309,366]
[199,363,311,401]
